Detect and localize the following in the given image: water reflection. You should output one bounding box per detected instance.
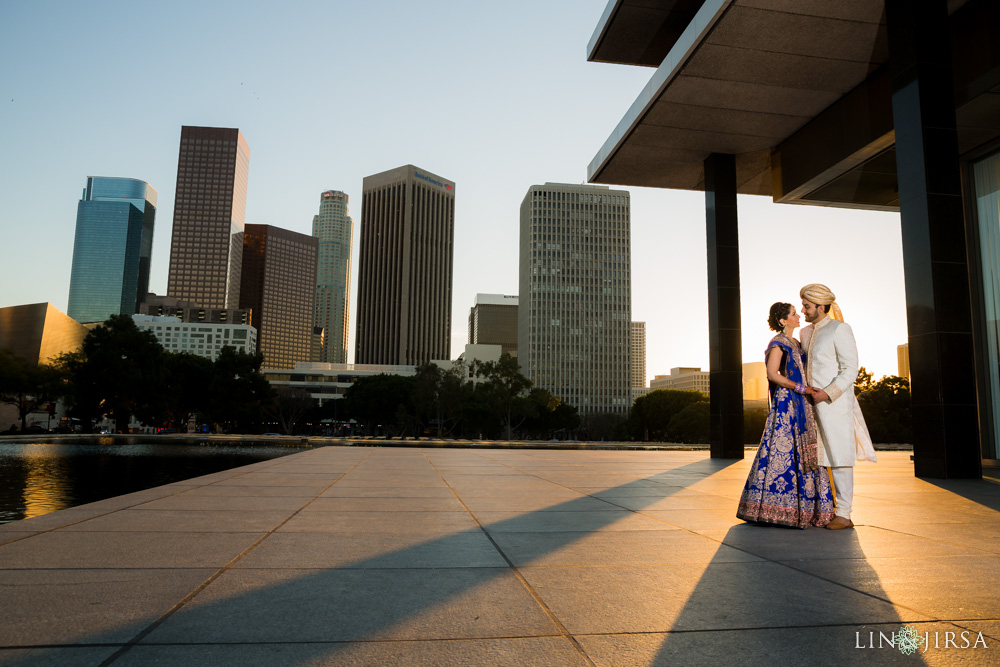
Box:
[0,442,307,523]
[22,447,71,519]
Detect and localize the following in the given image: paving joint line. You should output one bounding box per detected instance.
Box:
[97,449,374,666]
[421,451,597,667]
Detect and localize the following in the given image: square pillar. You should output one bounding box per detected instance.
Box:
[886,0,981,478]
[704,153,744,458]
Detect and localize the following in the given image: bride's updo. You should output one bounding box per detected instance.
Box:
[768,302,792,333]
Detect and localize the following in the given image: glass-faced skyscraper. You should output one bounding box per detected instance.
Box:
[67,177,157,323]
[519,183,631,415]
[355,165,455,365]
[167,126,250,309]
[312,190,353,363]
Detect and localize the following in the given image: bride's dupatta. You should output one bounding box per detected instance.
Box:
[768,335,819,473]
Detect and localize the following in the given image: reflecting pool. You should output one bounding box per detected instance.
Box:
[0,442,309,523]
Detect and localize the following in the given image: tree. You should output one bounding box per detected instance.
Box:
[210,347,274,433]
[858,375,912,443]
[579,412,626,442]
[408,362,472,437]
[854,366,876,395]
[266,386,316,435]
[627,389,706,441]
[0,348,66,431]
[522,388,580,439]
[342,373,415,436]
[61,315,166,432]
[743,407,769,444]
[668,401,711,444]
[163,352,215,431]
[473,353,533,440]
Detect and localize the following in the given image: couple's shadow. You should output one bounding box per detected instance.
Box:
[638,523,930,666]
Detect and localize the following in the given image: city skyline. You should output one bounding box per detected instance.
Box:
[0,1,908,380]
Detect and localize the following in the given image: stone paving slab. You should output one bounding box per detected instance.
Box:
[0,448,997,665]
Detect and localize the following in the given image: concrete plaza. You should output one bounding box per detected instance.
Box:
[0,447,997,666]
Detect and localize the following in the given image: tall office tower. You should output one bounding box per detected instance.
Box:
[519,183,631,415]
[631,320,646,394]
[67,177,157,323]
[166,126,250,309]
[312,190,353,363]
[469,294,519,358]
[240,225,318,369]
[355,165,455,365]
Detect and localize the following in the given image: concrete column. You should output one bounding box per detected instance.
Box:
[886,0,981,478]
[704,153,744,458]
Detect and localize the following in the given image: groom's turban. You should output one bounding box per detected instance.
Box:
[800,283,836,305]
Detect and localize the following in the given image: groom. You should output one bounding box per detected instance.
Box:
[800,284,859,530]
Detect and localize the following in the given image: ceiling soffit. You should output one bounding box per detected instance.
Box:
[588,0,889,195]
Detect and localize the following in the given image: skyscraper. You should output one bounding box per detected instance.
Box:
[355,165,455,365]
[469,294,519,358]
[166,126,250,310]
[312,190,353,363]
[631,321,646,399]
[67,177,157,323]
[240,225,318,370]
[519,183,631,415]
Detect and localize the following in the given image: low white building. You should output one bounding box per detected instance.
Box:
[263,362,418,405]
[650,367,710,395]
[132,315,257,360]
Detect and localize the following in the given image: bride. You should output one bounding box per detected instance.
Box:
[737,302,835,528]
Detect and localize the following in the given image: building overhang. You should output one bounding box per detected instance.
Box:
[587,0,999,211]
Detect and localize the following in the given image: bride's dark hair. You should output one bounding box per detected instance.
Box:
[768,302,792,333]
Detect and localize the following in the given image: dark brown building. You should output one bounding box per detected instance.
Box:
[355,165,455,365]
[240,225,318,370]
[167,126,250,310]
[468,294,518,358]
[138,293,250,325]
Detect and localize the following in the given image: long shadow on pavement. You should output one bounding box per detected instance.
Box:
[0,454,734,665]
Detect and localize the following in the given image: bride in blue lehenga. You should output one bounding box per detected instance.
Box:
[737,302,835,528]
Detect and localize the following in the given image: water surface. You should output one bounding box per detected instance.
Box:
[0,442,308,523]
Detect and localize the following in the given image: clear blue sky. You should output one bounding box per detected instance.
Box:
[0,0,907,380]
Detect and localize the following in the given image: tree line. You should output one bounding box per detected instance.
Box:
[1,315,273,433]
[1,314,912,442]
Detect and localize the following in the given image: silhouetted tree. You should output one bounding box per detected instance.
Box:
[0,348,66,431]
[266,386,316,435]
[58,315,166,431]
[854,366,876,395]
[743,407,769,444]
[579,412,626,442]
[342,373,415,436]
[210,347,274,433]
[163,352,215,431]
[522,389,580,439]
[473,353,533,440]
[668,401,711,444]
[627,389,706,441]
[858,375,912,443]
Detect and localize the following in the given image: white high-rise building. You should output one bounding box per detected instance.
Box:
[312,190,353,364]
[518,183,631,415]
[631,321,647,402]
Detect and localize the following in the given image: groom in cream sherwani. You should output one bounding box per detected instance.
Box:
[800,284,859,530]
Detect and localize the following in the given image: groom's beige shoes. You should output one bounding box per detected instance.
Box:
[826,516,854,530]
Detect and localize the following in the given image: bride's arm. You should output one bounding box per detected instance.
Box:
[766,346,805,393]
